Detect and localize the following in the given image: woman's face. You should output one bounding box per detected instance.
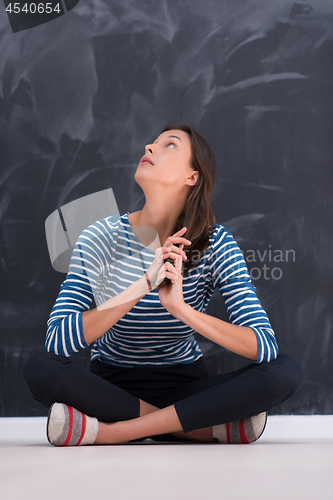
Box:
[135,129,197,191]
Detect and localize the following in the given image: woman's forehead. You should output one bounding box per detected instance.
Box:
[154,129,189,143]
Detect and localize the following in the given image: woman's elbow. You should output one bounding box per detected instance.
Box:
[266,341,279,363]
[45,326,63,356]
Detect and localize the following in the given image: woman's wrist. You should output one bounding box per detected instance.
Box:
[168,300,188,323]
[145,267,161,291]
[171,301,191,319]
[143,271,158,292]
[145,271,153,291]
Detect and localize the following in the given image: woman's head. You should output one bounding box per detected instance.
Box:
[135,128,198,199]
[136,125,215,210]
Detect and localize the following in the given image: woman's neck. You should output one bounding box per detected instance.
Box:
[128,203,183,248]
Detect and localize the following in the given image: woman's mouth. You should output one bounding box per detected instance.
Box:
[140,156,154,165]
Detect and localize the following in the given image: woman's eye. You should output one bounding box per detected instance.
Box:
[166,142,176,148]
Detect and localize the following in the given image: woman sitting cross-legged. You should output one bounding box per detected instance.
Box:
[22,124,304,446]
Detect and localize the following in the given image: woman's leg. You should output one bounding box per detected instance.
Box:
[173,354,304,433]
[94,354,304,443]
[95,404,187,444]
[23,351,303,444]
[22,350,142,422]
[21,350,208,443]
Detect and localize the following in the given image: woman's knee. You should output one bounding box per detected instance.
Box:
[22,350,72,407]
[268,354,304,395]
[22,350,67,388]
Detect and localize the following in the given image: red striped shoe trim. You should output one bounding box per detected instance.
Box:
[226,422,231,444]
[61,405,74,447]
[239,419,250,444]
[76,413,86,446]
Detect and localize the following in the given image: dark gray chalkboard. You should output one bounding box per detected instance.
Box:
[0,0,332,416]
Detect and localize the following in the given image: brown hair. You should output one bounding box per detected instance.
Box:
[158,123,216,287]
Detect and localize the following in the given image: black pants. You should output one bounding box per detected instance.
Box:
[22,351,304,437]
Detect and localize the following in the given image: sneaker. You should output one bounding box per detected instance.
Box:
[212,412,267,444]
[47,402,99,447]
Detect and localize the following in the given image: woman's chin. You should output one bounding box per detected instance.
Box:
[135,169,155,184]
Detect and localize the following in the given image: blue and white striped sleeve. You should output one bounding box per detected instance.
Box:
[209,226,278,363]
[45,222,105,357]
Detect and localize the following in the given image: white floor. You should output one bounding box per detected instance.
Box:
[1,416,333,500]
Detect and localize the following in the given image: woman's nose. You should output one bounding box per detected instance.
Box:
[145,143,155,154]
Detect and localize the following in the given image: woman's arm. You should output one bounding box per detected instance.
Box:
[46,222,104,356]
[83,229,190,345]
[46,220,187,355]
[159,225,278,363]
[157,243,257,360]
[81,274,150,345]
[206,228,278,363]
[173,303,258,361]
[46,220,153,355]
[46,270,151,355]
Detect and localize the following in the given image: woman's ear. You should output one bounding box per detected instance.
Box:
[186,171,199,187]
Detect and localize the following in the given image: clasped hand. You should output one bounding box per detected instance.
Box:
[146,227,191,314]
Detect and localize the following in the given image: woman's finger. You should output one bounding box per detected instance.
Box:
[176,244,184,271]
[156,267,166,285]
[166,236,192,246]
[163,257,182,279]
[154,246,173,265]
[173,227,187,236]
[164,249,187,261]
[163,227,191,246]
[160,247,173,258]
[167,243,187,259]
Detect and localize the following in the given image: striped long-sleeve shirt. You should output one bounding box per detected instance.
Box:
[46,212,278,367]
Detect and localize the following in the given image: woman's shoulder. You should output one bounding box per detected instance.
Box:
[205,223,243,263]
[209,222,236,247]
[74,213,129,250]
[103,212,129,230]
[79,212,128,234]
